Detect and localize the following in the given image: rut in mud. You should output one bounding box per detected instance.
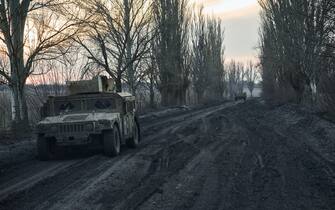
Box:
[0,100,335,210]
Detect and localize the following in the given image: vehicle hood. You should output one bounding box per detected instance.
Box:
[38,112,120,125]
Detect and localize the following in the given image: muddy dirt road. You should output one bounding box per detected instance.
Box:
[0,100,334,210]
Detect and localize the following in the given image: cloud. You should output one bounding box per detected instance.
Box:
[216,4,260,20]
[222,4,261,61]
[202,0,258,15]
[195,1,261,62]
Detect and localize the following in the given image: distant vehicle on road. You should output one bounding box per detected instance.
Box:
[234,92,247,101]
[36,76,140,160]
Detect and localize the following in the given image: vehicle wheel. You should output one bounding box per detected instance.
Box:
[126,120,140,148]
[37,135,56,161]
[103,125,121,157]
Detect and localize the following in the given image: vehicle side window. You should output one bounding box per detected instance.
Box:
[126,101,134,113]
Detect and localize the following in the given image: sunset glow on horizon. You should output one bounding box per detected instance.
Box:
[193,0,258,15]
[193,0,260,62]
[201,0,257,14]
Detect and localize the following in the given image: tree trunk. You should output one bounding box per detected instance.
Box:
[160,84,186,107]
[115,77,122,93]
[10,84,30,132]
[124,0,135,94]
[180,87,187,105]
[6,0,30,132]
[160,86,169,106]
[197,91,204,104]
[149,76,155,108]
[161,85,174,107]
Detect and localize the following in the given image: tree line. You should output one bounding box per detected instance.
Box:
[0,0,231,131]
[0,0,259,131]
[259,0,335,113]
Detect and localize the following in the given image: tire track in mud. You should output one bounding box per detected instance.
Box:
[132,101,335,210]
[140,102,239,138]
[0,101,238,210]
[0,158,89,201]
[135,111,242,210]
[0,156,112,210]
[216,101,335,210]
[113,139,200,210]
[41,102,240,210]
[1,100,334,210]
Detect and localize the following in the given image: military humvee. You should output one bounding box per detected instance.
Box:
[36,76,140,160]
[234,92,247,101]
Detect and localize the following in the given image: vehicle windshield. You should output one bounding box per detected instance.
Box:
[87,98,116,110]
[53,97,117,115]
[55,100,81,114]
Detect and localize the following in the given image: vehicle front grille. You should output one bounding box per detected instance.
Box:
[59,124,85,133]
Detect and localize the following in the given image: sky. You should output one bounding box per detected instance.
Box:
[194,0,261,63]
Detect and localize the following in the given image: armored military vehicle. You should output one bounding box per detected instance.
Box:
[234,92,247,101]
[36,76,140,160]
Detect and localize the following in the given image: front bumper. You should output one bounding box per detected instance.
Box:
[56,135,99,146]
[37,121,108,145]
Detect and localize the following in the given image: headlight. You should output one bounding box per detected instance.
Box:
[85,123,94,131]
[98,120,111,128]
[38,124,46,131]
[50,125,58,133]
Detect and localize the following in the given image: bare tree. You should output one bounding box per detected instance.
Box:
[191,7,207,103]
[146,40,159,108]
[0,55,9,85]
[259,0,335,106]
[153,0,190,106]
[206,17,225,99]
[190,7,225,103]
[245,60,259,97]
[27,49,87,124]
[0,89,11,129]
[226,60,245,99]
[75,0,154,93]
[0,0,83,129]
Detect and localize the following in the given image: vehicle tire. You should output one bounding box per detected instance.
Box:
[37,135,56,161]
[103,125,121,157]
[126,119,140,148]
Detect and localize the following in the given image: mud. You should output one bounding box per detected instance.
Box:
[0,100,334,210]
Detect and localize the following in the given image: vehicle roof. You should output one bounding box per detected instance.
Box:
[48,92,135,101]
[117,92,133,98]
